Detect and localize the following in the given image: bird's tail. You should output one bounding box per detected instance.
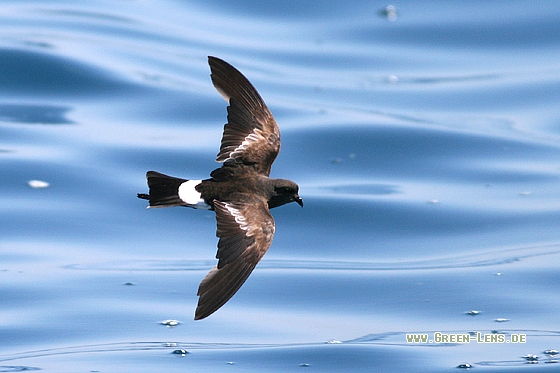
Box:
[137,171,188,208]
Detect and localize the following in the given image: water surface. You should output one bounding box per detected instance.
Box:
[1,1,560,371]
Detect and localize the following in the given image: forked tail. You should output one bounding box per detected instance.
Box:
[137,171,188,207]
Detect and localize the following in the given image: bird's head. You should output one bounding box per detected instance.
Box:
[269,179,303,209]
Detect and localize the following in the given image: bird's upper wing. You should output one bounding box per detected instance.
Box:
[208,56,280,176]
[194,196,275,320]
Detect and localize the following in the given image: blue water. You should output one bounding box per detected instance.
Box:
[1,0,560,371]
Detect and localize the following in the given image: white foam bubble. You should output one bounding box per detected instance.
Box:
[28,180,50,189]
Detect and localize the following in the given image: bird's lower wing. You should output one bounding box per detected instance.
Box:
[194,197,275,320]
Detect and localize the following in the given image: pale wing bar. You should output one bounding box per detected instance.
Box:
[208,56,280,175]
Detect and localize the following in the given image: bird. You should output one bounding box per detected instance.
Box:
[138,56,302,320]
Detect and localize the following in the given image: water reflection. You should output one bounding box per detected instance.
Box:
[0,104,73,125]
[1,1,560,372]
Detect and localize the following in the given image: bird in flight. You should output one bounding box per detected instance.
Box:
[138,56,302,320]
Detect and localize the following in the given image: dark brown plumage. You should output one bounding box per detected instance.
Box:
[138,56,302,320]
[210,56,280,176]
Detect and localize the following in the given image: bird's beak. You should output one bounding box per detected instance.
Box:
[294,195,303,207]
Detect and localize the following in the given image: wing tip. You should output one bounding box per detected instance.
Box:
[193,297,224,321]
[193,310,207,320]
[208,56,232,102]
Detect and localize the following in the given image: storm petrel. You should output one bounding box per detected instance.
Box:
[138,56,302,320]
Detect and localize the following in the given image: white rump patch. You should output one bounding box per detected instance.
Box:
[178,180,210,209]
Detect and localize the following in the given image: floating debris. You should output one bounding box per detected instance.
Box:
[160,319,181,327]
[544,350,559,363]
[123,282,135,286]
[494,318,509,323]
[28,180,50,189]
[379,5,398,21]
[326,339,342,344]
[428,199,440,204]
[299,363,311,367]
[386,74,399,84]
[330,153,357,165]
[456,363,472,370]
[519,191,532,196]
[227,362,235,365]
[521,354,538,363]
[172,349,189,356]
[465,310,480,316]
